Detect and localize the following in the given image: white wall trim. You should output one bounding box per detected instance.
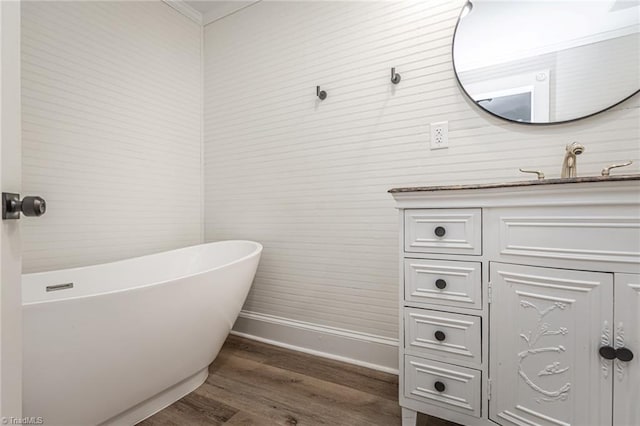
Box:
[162,0,202,25]
[161,1,261,27]
[1,0,24,416]
[202,1,261,26]
[199,22,205,243]
[232,311,399,375]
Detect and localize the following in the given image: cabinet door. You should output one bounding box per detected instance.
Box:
[489,263,613,426]
[613,273,640,426]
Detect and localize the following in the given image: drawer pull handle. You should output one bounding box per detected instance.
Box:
[435,279,447,289]
[434,381,446,392]
[616,347,634,362]
[434,330,446,341]
[434,226,446,237]
[599,346,616,360]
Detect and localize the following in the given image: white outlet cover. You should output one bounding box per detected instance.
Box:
[430,121,449,150]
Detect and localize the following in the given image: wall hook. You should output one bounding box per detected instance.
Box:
[391,67,401,84]
[316,86,327,100]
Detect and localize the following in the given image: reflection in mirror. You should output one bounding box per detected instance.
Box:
[453,0,640,124]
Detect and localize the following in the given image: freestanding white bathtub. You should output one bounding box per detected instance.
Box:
[22,240,262,426]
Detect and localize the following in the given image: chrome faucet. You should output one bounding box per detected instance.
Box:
[561,142,585,178]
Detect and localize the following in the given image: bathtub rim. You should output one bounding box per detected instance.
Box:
[22,240,262,306]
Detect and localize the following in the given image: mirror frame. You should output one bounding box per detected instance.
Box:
[451,1,640,125]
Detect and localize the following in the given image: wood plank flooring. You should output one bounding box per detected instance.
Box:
[140,335,459,426]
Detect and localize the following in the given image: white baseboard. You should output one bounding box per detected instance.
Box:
[231,311,399,375]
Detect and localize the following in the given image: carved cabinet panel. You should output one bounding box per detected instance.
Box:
[613,273,640,426]
[489,262,613,426]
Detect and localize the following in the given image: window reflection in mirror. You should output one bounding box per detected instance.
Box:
[478,93,532,123]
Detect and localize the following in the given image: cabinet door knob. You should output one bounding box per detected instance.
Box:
[434,381,446,392]
[435,279,447,289]
[616,347,634,362]
[434,330,446,341]
[599,346,616,360]
[434,226,446,237]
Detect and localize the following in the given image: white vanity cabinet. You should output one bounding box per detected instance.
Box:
[390,178,640,426]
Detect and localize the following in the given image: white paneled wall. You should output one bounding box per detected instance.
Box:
[21,1,202,273]
[203,0,640,368]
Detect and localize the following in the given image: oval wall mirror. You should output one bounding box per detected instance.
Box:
[452,0,640,124]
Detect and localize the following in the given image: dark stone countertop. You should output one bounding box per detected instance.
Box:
[388,174,640,193]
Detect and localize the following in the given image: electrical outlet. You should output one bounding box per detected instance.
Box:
[430,121,449,150]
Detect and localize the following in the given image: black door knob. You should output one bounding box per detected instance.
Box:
[434,381,446,392]
[434,331,446,341]
[616,347,634,362]
[2,192,47,220]
[21,196,46,217]
[434,226,446,237]
[435,279,447,289]
[599,346,616,360]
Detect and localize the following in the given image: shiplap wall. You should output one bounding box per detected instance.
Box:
[21,1,202,273]
[203,0,640,352]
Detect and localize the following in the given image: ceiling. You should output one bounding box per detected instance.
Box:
[184,1,258,24]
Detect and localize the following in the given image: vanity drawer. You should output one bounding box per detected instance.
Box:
[404,355,481,418]
[404,258,481,309]
[495,206,640,265]
[405,308,481,367]
[405,208,481,255]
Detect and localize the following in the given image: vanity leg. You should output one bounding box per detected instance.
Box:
[401,407,418,426]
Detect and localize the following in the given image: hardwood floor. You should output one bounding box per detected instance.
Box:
[140,335,459,426]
